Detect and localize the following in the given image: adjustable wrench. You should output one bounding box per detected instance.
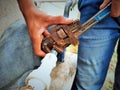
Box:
[42,2,111,53]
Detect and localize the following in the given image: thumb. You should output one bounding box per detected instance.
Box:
[48,16,73,25]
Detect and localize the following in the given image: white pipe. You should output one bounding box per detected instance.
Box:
[25,52,57,90]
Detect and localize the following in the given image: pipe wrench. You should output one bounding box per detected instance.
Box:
[42,2,111,53]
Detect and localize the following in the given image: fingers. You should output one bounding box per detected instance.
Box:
[111,0,120,17]
[43,30,50,37]
[30,15,73,57]
[100,0,111,9]
[100,0,120,17]
[32,28,46,57]
[33,35,46,57]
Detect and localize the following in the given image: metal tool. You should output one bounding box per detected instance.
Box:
[42,2,111,53]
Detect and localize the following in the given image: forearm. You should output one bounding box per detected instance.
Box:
[17,0,35,15]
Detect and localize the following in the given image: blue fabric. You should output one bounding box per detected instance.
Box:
[78,0,120,29]
[0,19,41,89]
[72,0,120,90]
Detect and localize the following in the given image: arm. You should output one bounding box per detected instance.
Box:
[100,0,120,17]
[17,0,72,57]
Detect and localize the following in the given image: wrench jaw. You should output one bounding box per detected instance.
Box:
[42,37,52,53]
[42,36,64,53]
[42,21,80,54]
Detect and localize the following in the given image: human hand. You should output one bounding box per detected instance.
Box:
[18,0,73,57]
[100,0,120,17]
[26,11,72,57]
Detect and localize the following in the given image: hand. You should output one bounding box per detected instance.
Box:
[100,0,120,17]
[18,0,73,57]
[26,11,72,57]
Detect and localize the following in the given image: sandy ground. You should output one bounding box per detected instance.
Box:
[0,0,118,90]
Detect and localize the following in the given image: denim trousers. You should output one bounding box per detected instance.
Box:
[72,0,120,90]
[0,20,42,89]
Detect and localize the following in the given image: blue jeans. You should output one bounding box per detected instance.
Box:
[72,0,120,90]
